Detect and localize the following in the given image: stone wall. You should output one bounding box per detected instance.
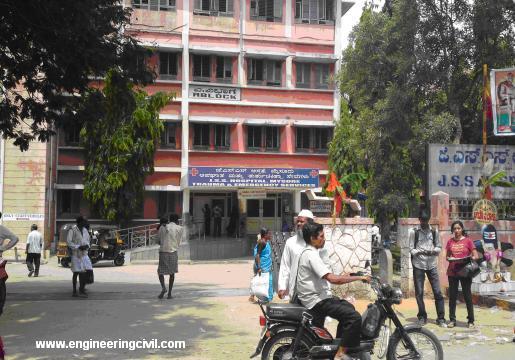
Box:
[315,217,374,298]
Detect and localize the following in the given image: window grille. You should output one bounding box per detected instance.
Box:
[159,52,178,80]
[193,0,234,16]
[295,0,335,24]
[250,0,283,22]
[133,0,176,11]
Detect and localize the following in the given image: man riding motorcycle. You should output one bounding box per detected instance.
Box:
[289,222,370,360]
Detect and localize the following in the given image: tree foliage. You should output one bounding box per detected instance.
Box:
[80,70,172,226]
[332,0,515,227]
[0,0,154,150]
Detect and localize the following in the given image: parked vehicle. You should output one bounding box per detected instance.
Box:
[58,224,125,267]
[251,275,443,360]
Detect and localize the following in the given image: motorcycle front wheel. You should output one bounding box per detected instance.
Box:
[386,327,443,360]
[261,331,312,360]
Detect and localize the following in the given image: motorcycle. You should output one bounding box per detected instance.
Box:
[251,275,443,360]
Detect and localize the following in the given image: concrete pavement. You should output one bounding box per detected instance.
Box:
[0,259,513,359]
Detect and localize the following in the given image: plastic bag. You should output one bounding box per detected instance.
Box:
[250,272,270,299]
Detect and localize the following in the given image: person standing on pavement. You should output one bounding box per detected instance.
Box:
[277,209,330,299]
[446,220,479,329]
[157,213,183,299]
[253,227,274,302]
[202,204,211,236]
[212,205,222,237]
[67,216,88,298]
[0,212,19,317]
[409,209,446,327]
[25,224,43,277]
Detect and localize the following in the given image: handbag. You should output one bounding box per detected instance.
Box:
[250,272,269,299]
[85,269,94,284]
[456,259,480,278]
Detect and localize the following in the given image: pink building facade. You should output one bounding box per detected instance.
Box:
[54,0,348,235]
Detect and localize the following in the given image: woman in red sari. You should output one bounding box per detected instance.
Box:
[445,220,479,328]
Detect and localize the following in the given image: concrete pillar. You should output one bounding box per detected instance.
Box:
[431,191,450,287]
[286,56,294,89]
[398,218,419,297]
[293,191,301,214]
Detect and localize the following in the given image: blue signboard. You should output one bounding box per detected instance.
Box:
[188,167,320,188]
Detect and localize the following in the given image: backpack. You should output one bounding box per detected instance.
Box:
[414,228,437,249]
[411,228,437,261]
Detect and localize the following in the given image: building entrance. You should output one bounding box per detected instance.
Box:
[246,193,292,234]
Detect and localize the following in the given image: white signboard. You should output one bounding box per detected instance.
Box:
[428,144,515,199]
[189,85,240,101]
[2,213,44,221]
[238,189,267,199]
[310,200,332,213]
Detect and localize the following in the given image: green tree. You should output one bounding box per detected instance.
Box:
[80,70,172,226]
[0,0,153,150]
[333,0,515,230]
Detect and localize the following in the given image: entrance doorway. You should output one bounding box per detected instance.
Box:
[246,196,279,234]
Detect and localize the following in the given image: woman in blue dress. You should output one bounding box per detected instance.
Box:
[254,227,274,302]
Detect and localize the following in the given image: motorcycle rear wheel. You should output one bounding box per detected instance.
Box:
[261,331,312,360]
[386,327,443,360]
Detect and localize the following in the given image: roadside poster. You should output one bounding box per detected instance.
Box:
[490,67,515,136]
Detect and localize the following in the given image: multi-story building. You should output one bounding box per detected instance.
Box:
[53,0,352,238]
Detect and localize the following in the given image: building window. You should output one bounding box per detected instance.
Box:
[247,126,280,151]
[159,52,178,80]
[250,0,283,22]
[248,59,282,87]
[193,0,234,16]
[314,64,329,89]
[216,57,233,82]
[295,0,335,24]
[63,125,81,146]
[314,128,331,150]
[193,55,211,82]
[58,190,82,215]
[158,192,178,217]
[296,127,333,152]
[192,124,231,150]
[160,123,177,148]
[296,63,311,88]
[133,0,176,11]
[193,124,210,148]
[214,125,230,148]
[295,62,331,89]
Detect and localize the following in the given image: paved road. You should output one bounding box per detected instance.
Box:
[0,260,513,359]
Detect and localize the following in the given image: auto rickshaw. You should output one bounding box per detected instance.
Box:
[57,224,124,267]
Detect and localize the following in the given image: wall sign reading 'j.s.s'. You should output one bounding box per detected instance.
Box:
[188,167,320,188]
[189,85,241,101]
[428,144,515,199]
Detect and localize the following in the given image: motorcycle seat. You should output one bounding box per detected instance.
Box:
[266,303,306,322]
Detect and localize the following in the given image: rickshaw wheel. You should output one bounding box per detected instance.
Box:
[60,259,70,268]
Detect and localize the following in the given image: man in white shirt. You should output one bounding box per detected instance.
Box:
[26,224,43,277]
[292,222,370,360]
[277,209,329,299]
[157,213,183,299]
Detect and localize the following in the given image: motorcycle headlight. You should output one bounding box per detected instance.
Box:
[391,287,403,304]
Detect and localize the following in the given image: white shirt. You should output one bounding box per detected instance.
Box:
[26,230,43,254]
[291,245,332,309]
[278,233,330,291]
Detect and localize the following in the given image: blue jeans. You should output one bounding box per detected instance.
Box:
[413,266,445,321]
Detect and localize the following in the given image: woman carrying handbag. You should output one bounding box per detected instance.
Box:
[445,220,479,328]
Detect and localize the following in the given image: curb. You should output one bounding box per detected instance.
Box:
[131,258,253,265]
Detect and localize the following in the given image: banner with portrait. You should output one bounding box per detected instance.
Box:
[490,67,515,136]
